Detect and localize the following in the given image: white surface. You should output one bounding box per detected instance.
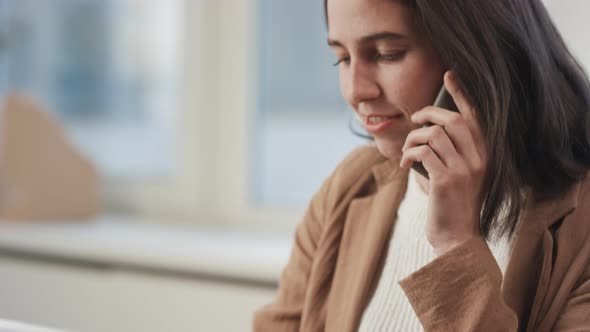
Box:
[0,216,292,284]
[0,217,287,331]
[0,319,67,332]
[0,255,277,332]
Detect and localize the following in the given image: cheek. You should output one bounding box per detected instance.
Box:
[388,60,444,113]
[338,73,352,105]
[382,74,424,115]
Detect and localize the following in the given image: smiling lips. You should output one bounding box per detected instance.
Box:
[360,114,403,134]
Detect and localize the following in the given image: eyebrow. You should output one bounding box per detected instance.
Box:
[327,31,407,48]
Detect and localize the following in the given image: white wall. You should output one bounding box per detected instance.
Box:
[544,0,590,72]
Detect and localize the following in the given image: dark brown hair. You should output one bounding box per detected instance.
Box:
[326,0,590,241]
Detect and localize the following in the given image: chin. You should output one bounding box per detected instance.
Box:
[373,137,403,161]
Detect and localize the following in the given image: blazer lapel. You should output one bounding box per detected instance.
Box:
[501,205,552,332]
[326,159,409,332]
[502,181,581,332]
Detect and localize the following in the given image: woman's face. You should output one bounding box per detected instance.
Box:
[327,0,446,160]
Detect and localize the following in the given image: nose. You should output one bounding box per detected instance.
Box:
[342,61,381,106]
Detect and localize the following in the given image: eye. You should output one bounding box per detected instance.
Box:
[332,56,350,67]
[376,51,406,62]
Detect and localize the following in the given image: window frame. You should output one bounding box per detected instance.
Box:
[103,0,301,230]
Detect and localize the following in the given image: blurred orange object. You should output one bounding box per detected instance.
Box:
[0,94,99,221]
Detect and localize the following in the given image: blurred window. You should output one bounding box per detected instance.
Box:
[0,0,182,177]
[253,0,366,207]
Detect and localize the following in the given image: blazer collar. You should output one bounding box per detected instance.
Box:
[502,176,583,331]
[370,154,402,189]
[523,178,582,229]
[327,157,408,331]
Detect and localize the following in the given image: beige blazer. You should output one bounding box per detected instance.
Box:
[253,144,590,331]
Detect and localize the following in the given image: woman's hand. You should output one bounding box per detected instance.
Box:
[400,70,488,256]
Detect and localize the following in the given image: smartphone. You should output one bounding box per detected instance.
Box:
[410,85,459,179]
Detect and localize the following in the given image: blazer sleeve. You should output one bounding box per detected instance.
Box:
[252,175,330,332]
[398,236,519,331]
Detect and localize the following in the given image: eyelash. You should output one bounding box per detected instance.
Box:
[332,52,406,66]
[332,57,349,66]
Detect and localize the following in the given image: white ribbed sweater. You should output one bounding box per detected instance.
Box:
[358,170,513,332]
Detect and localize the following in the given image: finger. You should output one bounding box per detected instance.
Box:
[400,145,446,176]
[445,71,474,121]
[402,125,461,168]
[444,71,486,149]
[411,107,480,166]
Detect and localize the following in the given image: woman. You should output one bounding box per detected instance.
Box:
[254,0,590,331]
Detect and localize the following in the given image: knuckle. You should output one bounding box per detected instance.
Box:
[431,125,446,139]
[407,129,418,140]
[473,151,487,173]
[473,159,486,175]
[417,145,431,158]
[403,136,415,150]
[449,113,463,125]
